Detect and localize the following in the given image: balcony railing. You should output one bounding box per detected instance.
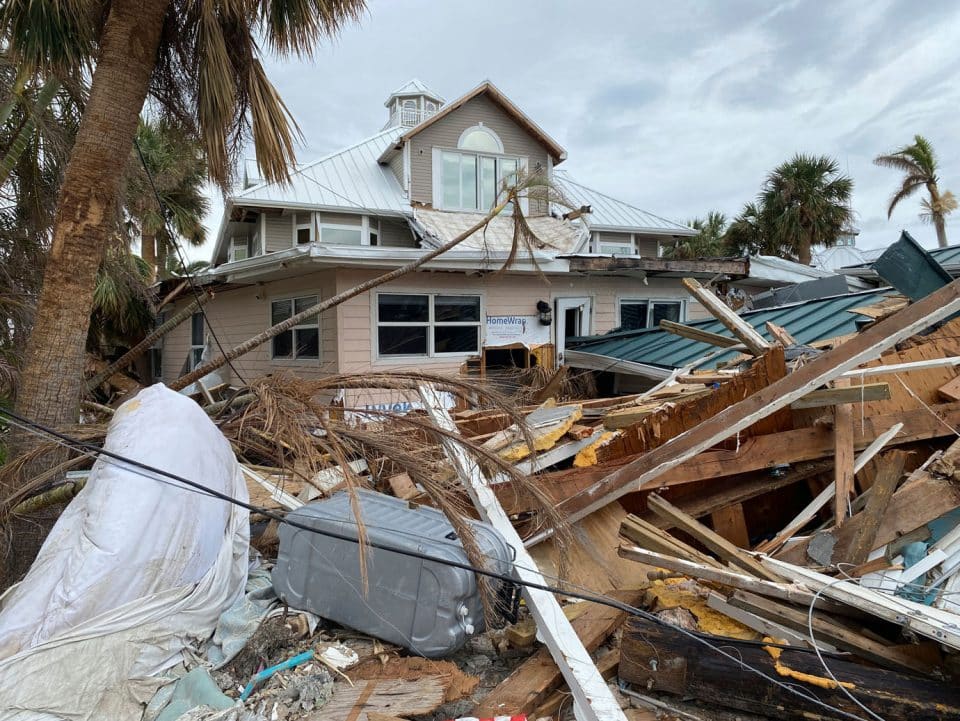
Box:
[385,106,439,129]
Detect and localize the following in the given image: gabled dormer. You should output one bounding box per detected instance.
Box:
[379,81,566,217]
[383,79,445,129]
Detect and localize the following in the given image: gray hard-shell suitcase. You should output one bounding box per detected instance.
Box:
[272,489,518,657]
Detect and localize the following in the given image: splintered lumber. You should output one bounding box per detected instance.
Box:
[790,381,890,409]
[832,379,855,527]
[532,647,621,719]
[764,556,960,651]
[619,515,725,569]
[617,545,824,607]
[646,494,779,581]
[727,589,937,676]
[619,616,960,721]
[514,430,604,475]
[474,589,644,716]
[659,319,741,348]
[419,386,626,721]
[765,321,797,346]
[755,422,904,554]
[709,503,750,547]
[486,402,583,461]
[847,450,908,565]
[532,364,568,403]
[938,373,960,401]
[314,678,445,721]
[506,602,590,648]
[532,282,960,543]
[840,355,960,379]
[776,439,960,566]
[682,278,772,355]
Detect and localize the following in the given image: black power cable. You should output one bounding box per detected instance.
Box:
[0,404,879,721]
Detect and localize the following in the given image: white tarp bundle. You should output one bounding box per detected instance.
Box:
[0,385,249,720]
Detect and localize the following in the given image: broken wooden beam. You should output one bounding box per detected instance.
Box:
[682,277,771,356]
[764,321,797,346]
[846,450,908,565]
[620,616,960,721]
[832,379,855,527]
[529,281,960,544]
[659,319,741,348]
[790,381,890,409]
[420,386,626,721]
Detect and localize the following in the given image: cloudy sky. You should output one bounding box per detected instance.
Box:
[198,0,960,259]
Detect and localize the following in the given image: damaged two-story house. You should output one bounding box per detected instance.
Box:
[159,80,771,408]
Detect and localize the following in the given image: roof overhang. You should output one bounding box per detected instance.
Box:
[583,222,697,237]
[380,81,567,165]
[560,255,749,277]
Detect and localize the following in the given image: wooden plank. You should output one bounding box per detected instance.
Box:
[765,321,797,346]
[938,373,960,402]
[506,602,589,648]
[316,678,445,721]
[532,364,568,403]
[646,494,779,581]
[846,450,908,565]
[840,355,960,379]
[764,557,960,651]
[709,503,750,548]
[419,386,626,721]
[618,545,822,607]
[682,277,771,356]
[620,616,960,721]
[728,589,936,676]
[776,441,960,566]
[620,514,725,568]
[659,319,740,348]
[474,589,644,717]
[529,281,960,545]
[532,647,622,719]
[790,381,890,409]
[565,256,749,275]
[832,379,855,527]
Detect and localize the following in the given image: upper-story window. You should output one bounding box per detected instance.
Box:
[436,126,523,212]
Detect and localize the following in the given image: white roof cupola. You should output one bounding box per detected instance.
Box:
[384,79,444,128]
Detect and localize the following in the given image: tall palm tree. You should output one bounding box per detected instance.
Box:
[724,202,776,257]
[664,211,730,259]
[126,118,208,281]
[1,0,366,441]
[874,134,956,248]
[759,154,854,265]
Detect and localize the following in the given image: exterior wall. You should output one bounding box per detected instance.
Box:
[161,271,339,386]
[317,212,362,226]
[408,94,551,215]
[264,214,292,252]
[378,218,416,247]
[388,150,404,191]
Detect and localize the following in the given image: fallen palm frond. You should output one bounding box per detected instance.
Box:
[1,370,575,623]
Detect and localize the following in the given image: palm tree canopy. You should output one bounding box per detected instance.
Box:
[759,153,853,263]
[1,0,367,186]
[664,211,730,259]
[874,134,942,219]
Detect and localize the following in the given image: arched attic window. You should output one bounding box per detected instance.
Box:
[458,125,503,154]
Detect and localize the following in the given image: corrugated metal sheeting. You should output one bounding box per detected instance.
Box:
[569,288,893,370]
[235,127,409,215]
[552,170,694,234]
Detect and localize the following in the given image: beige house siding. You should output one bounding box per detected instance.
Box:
[317,212,362,226]
[378,218,416,247]
[387,150,404,191]
[161,271,339,386]
[408,95,551,215]
[264,215,292,252]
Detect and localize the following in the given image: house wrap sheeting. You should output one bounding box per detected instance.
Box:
[0,385,249,720]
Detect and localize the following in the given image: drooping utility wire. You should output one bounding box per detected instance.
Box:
[0,405,878,721]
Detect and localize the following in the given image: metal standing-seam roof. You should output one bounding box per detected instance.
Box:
[841,242,960,271]
[552,170,695,236]
[384,78,445,104]
[568,287,894,371]
[234,127,409,215]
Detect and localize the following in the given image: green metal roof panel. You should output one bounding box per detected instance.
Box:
[569,288,894,370]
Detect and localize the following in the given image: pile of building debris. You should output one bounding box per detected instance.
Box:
[7,270,960,720]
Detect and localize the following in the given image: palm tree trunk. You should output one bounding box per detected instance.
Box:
[935,214,949,248]
[4,0,171,587]
[170,196,514,391]
[798,231,812,266]
[141,231,158,282]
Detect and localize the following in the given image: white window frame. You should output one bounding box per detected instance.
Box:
[292,212,315,246]
[432,148,528,213]
[269,294,321,362]
[617,298,686,330]
[594,233,637,255]
[189,312,204,369]
[375,292,482,359]
[457,124,504,154]
[318,221,365,247]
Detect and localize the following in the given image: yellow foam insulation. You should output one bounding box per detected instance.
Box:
[646,579,757,641]
[499,406,582,462]
[573,430,619,467]
[762,638,855,690]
